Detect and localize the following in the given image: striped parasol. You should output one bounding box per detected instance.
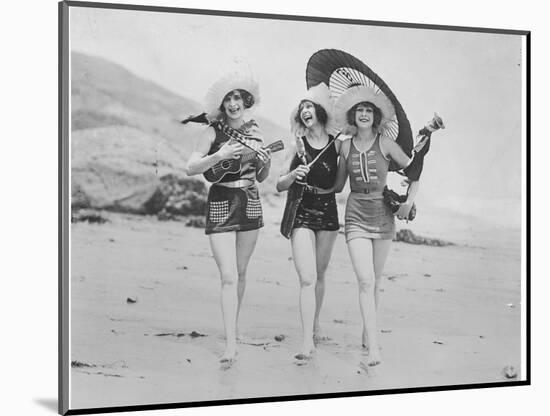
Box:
[306,49,413,171]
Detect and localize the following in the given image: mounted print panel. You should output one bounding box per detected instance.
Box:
[59,1,529,414]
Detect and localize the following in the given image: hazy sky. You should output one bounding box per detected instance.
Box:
[69,6,525,203]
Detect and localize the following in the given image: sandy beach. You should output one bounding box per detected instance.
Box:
[69,196,522,410]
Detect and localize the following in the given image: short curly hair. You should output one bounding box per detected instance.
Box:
[346,101,382,130]
[218,89,255,114]
[294,100,328,128]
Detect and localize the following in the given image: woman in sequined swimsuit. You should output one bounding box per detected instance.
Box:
[277,83,342,360]
[334,86,419,366]
[186,75,271,365]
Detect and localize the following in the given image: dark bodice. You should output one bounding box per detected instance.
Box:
[289,135,338,189]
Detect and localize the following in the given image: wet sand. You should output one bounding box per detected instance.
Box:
[69,202,522,410]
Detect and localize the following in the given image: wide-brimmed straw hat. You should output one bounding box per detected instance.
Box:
[204,69,260,120]
[335,85,395,135]
[289,83,337,136]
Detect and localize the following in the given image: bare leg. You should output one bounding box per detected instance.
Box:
[362,239,392,348]
[291,228,317,358]
[209,232,239,362]
[347,238,381,366]
[313,230,338,342]
[373,239,392,307]
[235,229,260,337]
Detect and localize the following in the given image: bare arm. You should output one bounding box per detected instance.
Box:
[185,126,243,176]
[379,135,422,219]
[405,180,420,204]
[380,136,413,169]
[395,180,420,220]
[276,141,298,192]
[380,133,433,178]
[380,135,413,170]
[333,139,350,193]
[256,148,272,183]
[276,139,309,192]
[242,123,272,183]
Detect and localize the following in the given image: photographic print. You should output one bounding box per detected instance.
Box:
[59,1,529,414]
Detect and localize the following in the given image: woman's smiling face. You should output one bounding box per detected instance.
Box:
[299,101,318,128]
[222,90,245,120]
[354,104,375,129]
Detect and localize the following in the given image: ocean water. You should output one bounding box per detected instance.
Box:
[379,171,523,249]
[406,195,522,257]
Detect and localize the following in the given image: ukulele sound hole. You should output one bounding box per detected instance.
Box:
[221,160,232,169]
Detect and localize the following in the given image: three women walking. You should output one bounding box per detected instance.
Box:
[185,60,424,368]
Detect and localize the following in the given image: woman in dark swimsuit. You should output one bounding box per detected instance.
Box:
[277,83,342,360]
[186,71,271,365]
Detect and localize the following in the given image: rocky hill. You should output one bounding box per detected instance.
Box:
[70,52,288,216]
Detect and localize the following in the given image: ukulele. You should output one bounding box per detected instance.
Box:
[203,122,285,183]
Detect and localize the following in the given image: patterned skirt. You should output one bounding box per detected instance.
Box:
[205,184,264,235]
[293,191,340,232]
[344,192,395,242]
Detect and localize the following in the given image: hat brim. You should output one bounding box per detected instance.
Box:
[335,85,396,135]
[204,71,260,120]
[289,83,337,136]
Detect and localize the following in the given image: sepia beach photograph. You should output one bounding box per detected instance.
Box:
[61,2,527,412]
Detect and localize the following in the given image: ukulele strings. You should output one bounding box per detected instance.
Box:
[209,123,272,176]
[223,125,262,155]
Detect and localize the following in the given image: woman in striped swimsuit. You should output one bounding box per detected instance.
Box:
[334,86,419,366]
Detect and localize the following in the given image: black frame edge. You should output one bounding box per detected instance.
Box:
[65,381,530,415]
[63,0,529,36]
[58,1,531,414]
[59,1,70,415]
[525,31,531,384]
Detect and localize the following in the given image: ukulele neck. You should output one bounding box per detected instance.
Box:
[240,149,260,162]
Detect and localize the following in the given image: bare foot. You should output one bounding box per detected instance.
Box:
[366,347,382,367]
[362,327,368,349]
[361,328,371,355]
[220,344,238,367]
[313,326,331,344]
[294,345,315,362]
